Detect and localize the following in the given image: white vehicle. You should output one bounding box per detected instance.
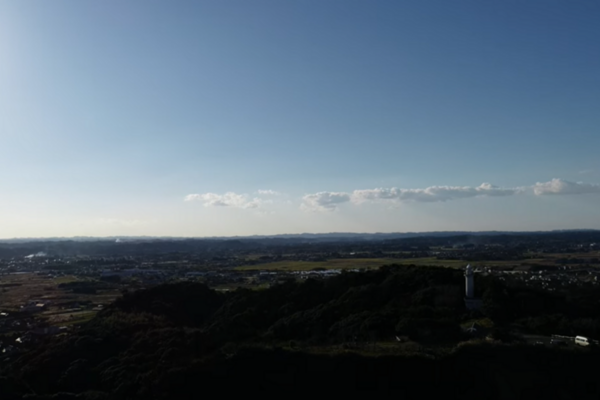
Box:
[575,336,590,346]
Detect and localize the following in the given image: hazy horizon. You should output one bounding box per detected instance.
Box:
[1,228,599,242]
[2,1,600,237]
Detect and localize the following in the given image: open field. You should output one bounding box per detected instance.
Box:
[235,254,600,271]
[0,273,56,310]
[235,257,520,271]
[0,273,121,314]
[49,310,97,326]
[53,275,83,284]
[391,257,550,268]
[236,258,400,271]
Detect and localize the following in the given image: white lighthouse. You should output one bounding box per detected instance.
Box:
[465,264,474,298]
[464,264,482,310]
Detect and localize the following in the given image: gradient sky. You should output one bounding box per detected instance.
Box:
[1,1,600,238]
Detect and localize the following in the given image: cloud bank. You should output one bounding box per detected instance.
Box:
[301,192,351,212]
[352,182,520,204]
[187,179,600,213]
[301,182,522,211]
[185,192,262,209]
[533,179,600,196]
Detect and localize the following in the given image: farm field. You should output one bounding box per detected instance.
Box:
[0,273,57,310]
[236,258,400,271]
[48,310,96,325]
[235,254,600,271]
[0,273,120,324]
[391,257,547,268]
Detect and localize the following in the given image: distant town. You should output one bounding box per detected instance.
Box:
[2,230,600,359]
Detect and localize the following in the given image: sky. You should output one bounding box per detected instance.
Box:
[1,0,600,238]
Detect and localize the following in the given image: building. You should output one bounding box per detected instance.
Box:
[464,264,483,310]
[21,303,46,314]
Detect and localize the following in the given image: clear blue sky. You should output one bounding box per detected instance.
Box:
[1,0,600,237]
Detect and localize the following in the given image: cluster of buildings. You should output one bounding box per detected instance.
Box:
[0,312,68,360]
[481,266,600,291]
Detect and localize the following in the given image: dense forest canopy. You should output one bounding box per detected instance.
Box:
[2,265,600,398]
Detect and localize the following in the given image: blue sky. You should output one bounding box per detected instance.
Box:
[1,1,600,238]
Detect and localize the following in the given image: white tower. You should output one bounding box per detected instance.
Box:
[465,264,474,298]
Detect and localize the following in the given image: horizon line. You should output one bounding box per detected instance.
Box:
[0,228,598,242]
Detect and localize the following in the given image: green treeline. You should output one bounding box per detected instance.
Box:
[1,265,600,399]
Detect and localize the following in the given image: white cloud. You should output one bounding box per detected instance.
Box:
[301,192,351,212]
[533,179,600,196]
[187,179,600,215]
[184,192,262,209]
[351,182,520,204]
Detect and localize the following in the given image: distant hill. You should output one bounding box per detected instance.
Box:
[0,230,599,258]
[1,229,598,243]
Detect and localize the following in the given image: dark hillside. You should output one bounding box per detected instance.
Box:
[2,266,600,399]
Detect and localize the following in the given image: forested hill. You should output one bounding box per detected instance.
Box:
[2,265,600,399]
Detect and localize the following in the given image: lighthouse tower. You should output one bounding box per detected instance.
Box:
[464,264,481,310]
[465,264,474,298]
